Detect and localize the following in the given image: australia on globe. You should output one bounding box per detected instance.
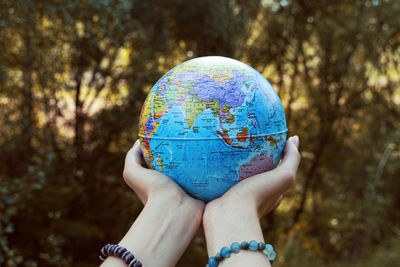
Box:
[138,56,287,202]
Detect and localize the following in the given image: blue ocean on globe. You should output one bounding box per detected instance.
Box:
[139,56,287,202]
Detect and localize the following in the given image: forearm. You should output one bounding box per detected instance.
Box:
[203,204,270,267]
[101,195,202,267]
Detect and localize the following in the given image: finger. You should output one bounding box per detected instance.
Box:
[269,135,301,192]
[124,140,151,176]
[124,140,175,187]
[242,136,301,199]
[123,140,151,188]
[123,140,160,203]
[276,135,298,167]
[258,194,282,217]
[278,135,300,177]
[273,195,283,209]
[126,139,143,166]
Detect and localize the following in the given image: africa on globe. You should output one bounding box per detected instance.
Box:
[138,56,287,202]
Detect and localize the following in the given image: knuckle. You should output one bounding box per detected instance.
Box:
[275,198,282,208]
[122,169,132,183]
[282,171,296,186]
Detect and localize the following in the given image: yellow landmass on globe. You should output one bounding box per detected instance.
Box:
[169,59,240,84]
[237,127,249,142]
[182,96,206,128]
[206,99,221,117]
[222,105,235,124]
[139,91,162,164]
[169,63,196,79]
[153,92,169,120]
[208,72,234,82]
[139,91,155,136]
[157,155,163,171]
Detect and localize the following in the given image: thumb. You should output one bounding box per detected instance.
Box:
[123,140,152,187]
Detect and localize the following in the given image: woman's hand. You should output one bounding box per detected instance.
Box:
[202,136,300,266]
[205,135,300,219]
[123,140,204,209]
[101,140,204,267]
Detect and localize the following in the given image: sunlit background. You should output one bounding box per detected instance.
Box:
[1,0,399,266]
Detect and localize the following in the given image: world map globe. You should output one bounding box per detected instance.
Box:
[138,56,287,202]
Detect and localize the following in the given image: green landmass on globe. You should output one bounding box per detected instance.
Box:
[138,56,287,202]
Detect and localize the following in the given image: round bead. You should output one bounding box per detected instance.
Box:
[240,241,249,249]
[268,250,276,261]
[101,247,107,257]
[133,261,142,267]
[115,247,122,256]
[263,244,274,255]
[215,252,223,261]
[128,259,137,267]
[258,242,266,250]
[208,257,219,267]
[230,242,241,253]
[111,245,118,256]
[124,253,135,263]
[117,247,127,257]
[107,244,113,255]
[121,251,130,260]
[220,247,231,258]
[249,240,259,251]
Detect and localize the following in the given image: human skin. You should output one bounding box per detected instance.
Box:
[203,135,300,266]
[101,136,300,267]
[100,140,205,267]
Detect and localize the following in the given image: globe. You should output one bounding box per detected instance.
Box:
[138,56,287,202]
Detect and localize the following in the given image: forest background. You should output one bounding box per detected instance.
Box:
[1,0,399,266]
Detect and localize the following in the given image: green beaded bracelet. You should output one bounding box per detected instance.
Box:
[206,240,276,267]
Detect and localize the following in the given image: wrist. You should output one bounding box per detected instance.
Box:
[203,198,259,229]
[203,200,272,267]
[203,200,263,256]
[147,189,204,224]
[111,192,203,267]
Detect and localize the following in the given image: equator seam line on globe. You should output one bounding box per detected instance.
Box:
[138,130,288,140]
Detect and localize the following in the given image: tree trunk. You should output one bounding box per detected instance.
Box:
[74,52,85,175]
[285,60,298,130]
[292,118,333,226]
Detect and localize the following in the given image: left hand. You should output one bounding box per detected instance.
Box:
[101,140,204,267]
[123,140,205,213]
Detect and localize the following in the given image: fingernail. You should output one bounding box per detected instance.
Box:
[293,135,299,147]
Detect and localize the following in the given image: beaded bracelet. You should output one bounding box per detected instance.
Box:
[99,244,143,267]
[206,240,276,267]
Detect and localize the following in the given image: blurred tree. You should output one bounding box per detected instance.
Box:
[0,0,399,266]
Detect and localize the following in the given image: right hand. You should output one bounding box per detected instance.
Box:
[204,135,300,221]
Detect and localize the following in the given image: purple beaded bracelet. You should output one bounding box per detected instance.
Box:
[100,244,143,267]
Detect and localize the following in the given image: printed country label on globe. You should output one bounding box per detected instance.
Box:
[138,56,287,202]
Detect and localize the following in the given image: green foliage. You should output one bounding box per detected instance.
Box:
[0,0,399,266]
[354,237,400,267]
